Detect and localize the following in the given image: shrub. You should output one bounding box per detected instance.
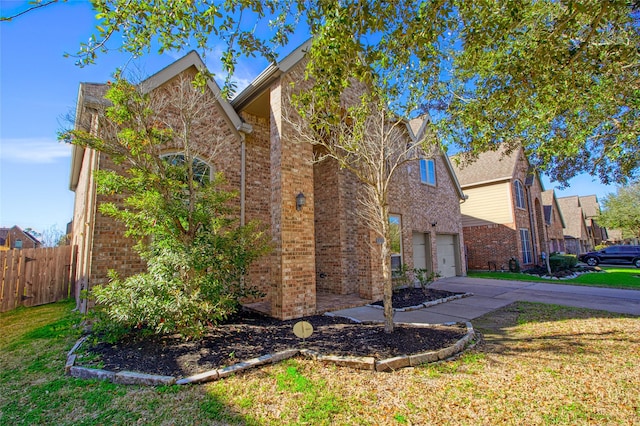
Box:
[64,77,270,338]
[548,254,578,272]
[392,263,412,290]
[413,268,440,291]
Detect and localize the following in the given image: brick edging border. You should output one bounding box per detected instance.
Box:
[366,292,474,312]
[65,322,476,386]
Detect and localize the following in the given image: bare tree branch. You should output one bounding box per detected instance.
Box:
[1,0,62,22]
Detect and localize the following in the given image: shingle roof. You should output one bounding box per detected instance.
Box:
[450,147,521,187]
[556,196,586,239]
[579,195,600,219]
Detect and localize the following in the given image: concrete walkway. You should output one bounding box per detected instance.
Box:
[330,276,640,324]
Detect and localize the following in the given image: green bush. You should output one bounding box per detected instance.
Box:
[548,254,578,272]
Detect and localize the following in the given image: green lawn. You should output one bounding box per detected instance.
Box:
[1,299,639,425]
[468,267,640,289]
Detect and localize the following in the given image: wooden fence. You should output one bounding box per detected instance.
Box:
[0,245,77,313]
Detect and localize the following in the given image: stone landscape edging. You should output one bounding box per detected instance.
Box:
[65,321,476,386]
[366,292,474,312]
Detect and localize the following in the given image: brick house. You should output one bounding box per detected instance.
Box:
[0,226,41,250]
[451,147,547,271]
[579,195,608,247]
[69,46,467,319]
[541,190,566,253]
[556,196,591,254]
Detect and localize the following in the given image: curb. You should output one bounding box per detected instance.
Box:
[66,322,476,386]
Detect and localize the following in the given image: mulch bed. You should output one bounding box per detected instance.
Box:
[81,288,467,378]
[370,287,461,308]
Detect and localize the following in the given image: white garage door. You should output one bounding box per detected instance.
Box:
[436,234,458,278]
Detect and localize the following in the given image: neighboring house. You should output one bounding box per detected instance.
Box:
[451,147,547,271]
[605,229,639,245]
[556,196,591,254]
[579,195,608,247]
[69,46,467,320]
[541,190,566,253]
[0,226,41,250]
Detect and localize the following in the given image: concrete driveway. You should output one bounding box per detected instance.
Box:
[329,276,640,324]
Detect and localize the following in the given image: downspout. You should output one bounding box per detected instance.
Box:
[525,186,538,265]
[240,133,246,226]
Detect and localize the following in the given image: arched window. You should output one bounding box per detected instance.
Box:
[514,180,525,209]
[161,153,212,185]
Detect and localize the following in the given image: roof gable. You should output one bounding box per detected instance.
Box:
[450,146,522,187]
[579,195,600,219]
[141,50,249,134]
[557,196,587,239]
[541,189,566,227]
[70,51,251,191]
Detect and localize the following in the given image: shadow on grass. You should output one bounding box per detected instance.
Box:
[0,301,260,426]
[471,301,639,359]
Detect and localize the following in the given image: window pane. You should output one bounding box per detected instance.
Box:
[419,159,427,182]
[389,215,402,270]
[520,229,532,264]
[427,159,436,185]
[514,181,525,208]
[420,159,435,185]
[161,153,211,185]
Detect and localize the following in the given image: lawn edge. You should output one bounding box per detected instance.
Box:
[66,322,476,386]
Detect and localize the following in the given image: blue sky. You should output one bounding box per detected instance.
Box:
[0,1,619,235]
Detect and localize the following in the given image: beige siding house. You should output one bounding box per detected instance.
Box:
[451,147,547,271]
[69,46,467,320]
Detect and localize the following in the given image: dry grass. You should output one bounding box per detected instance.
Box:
[1,301,638,425]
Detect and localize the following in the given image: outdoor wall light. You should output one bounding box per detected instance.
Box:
[296,192,306,211]
[431,221,437,227]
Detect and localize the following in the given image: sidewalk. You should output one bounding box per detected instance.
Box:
[329,276,640,324]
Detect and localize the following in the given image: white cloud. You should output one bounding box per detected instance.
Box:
[0,137,72,164]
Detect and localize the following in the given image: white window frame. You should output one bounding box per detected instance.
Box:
[520,228,532,264]
[514,180,526,209]
[419,158,436,186]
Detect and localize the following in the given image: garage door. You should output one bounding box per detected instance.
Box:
[436,234,458,278]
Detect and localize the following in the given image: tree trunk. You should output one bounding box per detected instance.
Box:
[382,248,394,333]
[380,211,394,333]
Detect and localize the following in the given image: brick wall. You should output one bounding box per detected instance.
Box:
[269,69,317,319]
[389,154,466,278]
[240,112,273,302]
[464,224,519,270]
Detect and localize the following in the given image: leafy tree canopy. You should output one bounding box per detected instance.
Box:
[597,181,640,238]
[4,1,638,184]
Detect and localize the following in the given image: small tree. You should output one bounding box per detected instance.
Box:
[61,75,269,337]
[285,81,438,332]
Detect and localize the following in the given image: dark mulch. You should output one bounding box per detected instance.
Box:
[81,288,467,378]
[370,287,461,308]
